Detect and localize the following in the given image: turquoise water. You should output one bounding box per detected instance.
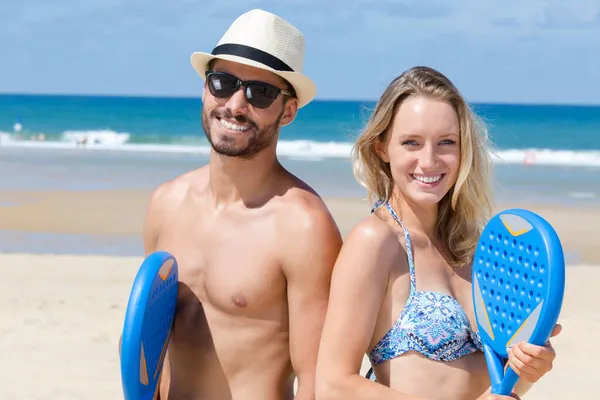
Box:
[1,94,600,167]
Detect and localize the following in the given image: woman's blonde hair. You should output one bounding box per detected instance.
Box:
[353,66,495,267]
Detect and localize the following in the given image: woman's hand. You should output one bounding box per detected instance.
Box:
[506,323,562,383]
[477,387,521,399]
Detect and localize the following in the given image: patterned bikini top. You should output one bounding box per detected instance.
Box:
[368,200,483,368]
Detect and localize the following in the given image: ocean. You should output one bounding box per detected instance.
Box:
[1,93,599,204]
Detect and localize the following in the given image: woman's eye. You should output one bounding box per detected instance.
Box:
[401,139,456,146]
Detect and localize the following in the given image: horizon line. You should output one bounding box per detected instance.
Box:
[1,91,599,108]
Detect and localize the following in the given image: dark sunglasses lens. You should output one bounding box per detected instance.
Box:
[207,73,239,98]
[246,83,280,109]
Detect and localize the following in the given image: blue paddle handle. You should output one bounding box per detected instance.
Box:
[483,343,504,393]
[484,343,520,395]
[498,366,520,395]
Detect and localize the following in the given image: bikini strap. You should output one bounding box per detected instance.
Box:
[372,200,417,292]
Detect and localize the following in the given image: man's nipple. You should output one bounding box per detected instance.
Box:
[231,291,248,308]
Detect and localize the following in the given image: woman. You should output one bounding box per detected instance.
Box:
[315,66,560,400]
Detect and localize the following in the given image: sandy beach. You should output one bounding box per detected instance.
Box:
[1,188,599,399]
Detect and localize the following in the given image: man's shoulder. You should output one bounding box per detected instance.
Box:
[273,179,343,275]
[276,183,333,224]
[147,167,208,212]
[272,181,341,245]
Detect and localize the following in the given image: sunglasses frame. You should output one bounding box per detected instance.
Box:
[205,70,294,109]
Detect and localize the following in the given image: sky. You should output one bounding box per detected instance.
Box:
[1,0,600,104]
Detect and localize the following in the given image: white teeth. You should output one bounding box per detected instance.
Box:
[413,174,442,184]
[219,118,250,132]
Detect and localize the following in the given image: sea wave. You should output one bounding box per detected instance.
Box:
[490,148,600,167]
[62,130,130,145]
[1,130,600,168]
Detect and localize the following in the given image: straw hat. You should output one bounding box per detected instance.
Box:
[190,9,317,108]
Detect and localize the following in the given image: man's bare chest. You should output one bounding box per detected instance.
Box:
[155,215,287,318]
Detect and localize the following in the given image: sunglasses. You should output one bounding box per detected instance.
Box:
[205,70,294,109]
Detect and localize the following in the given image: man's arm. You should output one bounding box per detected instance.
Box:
[142,183,171,257]
[119,183,170,355]
[281,198,343,400]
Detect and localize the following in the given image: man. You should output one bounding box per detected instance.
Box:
[143,9,343,400]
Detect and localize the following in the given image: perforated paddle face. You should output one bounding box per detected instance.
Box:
[121,251,179,400]
[140,258,178,385]
[472,210,559,357]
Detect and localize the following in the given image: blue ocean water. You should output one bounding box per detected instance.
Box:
[1,94,600,165]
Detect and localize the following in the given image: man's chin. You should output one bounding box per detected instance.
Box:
[210,141,255,159]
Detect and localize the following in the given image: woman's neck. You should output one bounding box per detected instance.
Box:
[389,193,439,238]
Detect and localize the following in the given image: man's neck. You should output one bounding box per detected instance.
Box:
[208,149,281,209]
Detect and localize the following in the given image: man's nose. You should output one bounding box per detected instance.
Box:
[225,87,249,114]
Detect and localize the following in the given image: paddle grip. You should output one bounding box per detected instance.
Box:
[484,343,520,396]
[496,365,520,395]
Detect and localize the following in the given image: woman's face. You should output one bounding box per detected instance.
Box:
[377,95,461,207]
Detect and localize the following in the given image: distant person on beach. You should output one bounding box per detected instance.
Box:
[138,9,342,400]
[314,66,561,400]
[13,116,22,133]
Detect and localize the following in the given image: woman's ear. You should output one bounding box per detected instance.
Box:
[375,136,390,163]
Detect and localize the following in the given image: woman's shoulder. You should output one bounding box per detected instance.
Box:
[331,213,407,285]
[344,212,406,262]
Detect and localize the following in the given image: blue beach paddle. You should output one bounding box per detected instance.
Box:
[121,251,179,400]
[472,209,565,395]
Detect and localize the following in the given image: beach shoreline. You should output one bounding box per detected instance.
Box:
[0,188,599,264]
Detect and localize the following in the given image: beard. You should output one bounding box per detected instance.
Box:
[202,106,284,160]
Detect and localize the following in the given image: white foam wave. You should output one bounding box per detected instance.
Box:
[0,132,599,168]
[276,140,352,159]
[568,192,596,199]
[61,130,130,146]
[0,129,130,147]
[492,149,600,167]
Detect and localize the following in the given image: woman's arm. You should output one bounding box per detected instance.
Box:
[314,217,427,400]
